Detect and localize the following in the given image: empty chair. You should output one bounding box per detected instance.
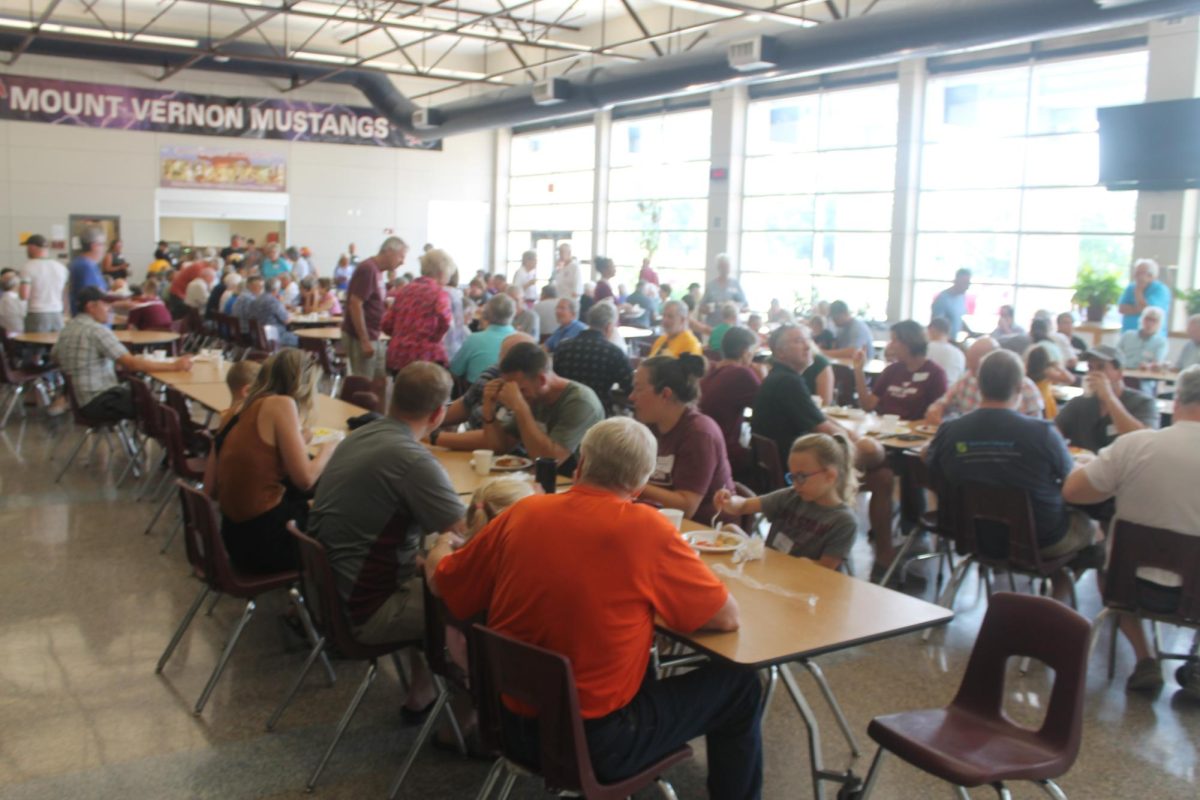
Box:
[749,433,786,494]
[143,405,207,553]
[157,482,319,715]
[857,592,1091,800]
[471,624,691,800]
[268,524,450,792]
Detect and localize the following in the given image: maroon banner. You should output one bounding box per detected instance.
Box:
[0,73,439,150]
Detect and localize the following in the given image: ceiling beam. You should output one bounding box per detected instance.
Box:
[7,0,66,65]
[159,0,299,80]
[618,0,664,58]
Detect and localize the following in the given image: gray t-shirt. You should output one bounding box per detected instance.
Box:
[1055,389,1160,453]
[834,317,875,358]
[309,417,465,625]
[759,489,858,562]
[504,380,604,473]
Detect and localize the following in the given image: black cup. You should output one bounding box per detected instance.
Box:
[535,457,557,494]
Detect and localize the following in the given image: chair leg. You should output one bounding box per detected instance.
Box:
[799,659,861,756]
[1037,779,1068,800]
[856,746,888,800]
[655,778,680,800]
[291,587,335,687]
[1087,608,1113,661]
[924,557,973,642]
[878,528,922,587]
[496,771,518,800]
[307,661,378,790]
[475,759,506,800]
[0,385,23,427]
[194,598,257,715]
[1108,612,1120,680]
[760,665,779,726]
[159,512,184,554]
[206,592,222,616]
[266,635,328,732]
[386,676,455,799]
[115,434,145,487]
[953,787,971,800]
[993,782,1013,800]
[55,429,91,483]
[156,585,210,673]
[144,486,175,536]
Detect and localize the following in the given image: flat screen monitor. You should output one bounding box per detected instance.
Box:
[1098,98,1200,191]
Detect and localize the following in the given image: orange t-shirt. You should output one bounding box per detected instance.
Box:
[434,484,728,719]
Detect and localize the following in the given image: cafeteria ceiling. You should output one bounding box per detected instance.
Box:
[0,0,903,100]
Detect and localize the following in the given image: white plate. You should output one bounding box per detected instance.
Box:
[309,427,344,445]
[470,456,534,472]
[684,529,749,553]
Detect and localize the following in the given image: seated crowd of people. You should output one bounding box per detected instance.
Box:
[25,230,1200,797]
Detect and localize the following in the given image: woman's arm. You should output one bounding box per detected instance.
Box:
[639,484,703,519]
[815,365,834,407]
[267,396,337,490]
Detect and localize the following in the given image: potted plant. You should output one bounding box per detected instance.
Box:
[1174,286,1200,316]
[1072,265,1123,322]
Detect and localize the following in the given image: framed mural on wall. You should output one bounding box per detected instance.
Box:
[159,146,287,192]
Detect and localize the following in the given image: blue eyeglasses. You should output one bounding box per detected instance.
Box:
[787,469,824,486]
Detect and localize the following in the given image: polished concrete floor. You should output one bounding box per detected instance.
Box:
[0,415,1197,800]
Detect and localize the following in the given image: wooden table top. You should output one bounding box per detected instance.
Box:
[826,411,936,451]
[16,329,182,346]
[830,357,889,376]
[1122,367,1179,383]
[295,326,390,341]
[174,384,368,432]
[289,314,344,328]
[618,325,656,340]
[665,520,952,668]
[427,447,573,497]
[146,358,231,386]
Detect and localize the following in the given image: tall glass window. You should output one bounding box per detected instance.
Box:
[914,51,1147,330]
[741,83,898,318]
[507,124,595,281]
[607,108,712,294]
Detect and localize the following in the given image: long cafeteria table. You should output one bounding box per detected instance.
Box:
[668,519,953,800]
[16,329,181,347]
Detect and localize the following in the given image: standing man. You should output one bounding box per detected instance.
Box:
[513,250,538,306]
[700,254,748,326]
[926,318,966,384]
[343,236,407,378]
[930,268,973,338]
[552,242,582,303]
[68,226,107,316]
[220,234,246,269]
[20,234,68,333]
[1118,258,1171,336]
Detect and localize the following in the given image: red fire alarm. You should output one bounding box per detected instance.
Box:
[710,167,728,180]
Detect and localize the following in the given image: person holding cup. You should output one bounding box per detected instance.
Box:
[1055,345,1159,453]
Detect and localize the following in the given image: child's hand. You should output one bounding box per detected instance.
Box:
[713,489,742,514]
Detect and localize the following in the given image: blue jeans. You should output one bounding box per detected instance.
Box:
[501,661,763,799]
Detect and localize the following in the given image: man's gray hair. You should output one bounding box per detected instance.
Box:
[579,417,658,494]
[1141,306,1164,323]
[1134,258,1160,278]
[522,250,537,264]
[586,299,616,329]
[265,277,282,294]
[420,248,454,280]
[559,296,579,316]
[380,236,408,254]
[484,293,515,326]
[1178,365,1200,407]
[662,299,687,317]
[1,273,18,291]
[80,225,106,247]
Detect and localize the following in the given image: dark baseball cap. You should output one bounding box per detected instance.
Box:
[76,286,109,307]
[22,234,47,247]
[1083,345,1122,369]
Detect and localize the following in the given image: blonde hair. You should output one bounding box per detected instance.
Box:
[420,248,455,280]
[790,432,858,505]
[465,477,535,539]
[241,348,322,423]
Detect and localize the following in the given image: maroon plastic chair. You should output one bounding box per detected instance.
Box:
[1092,520,1200,682]
[298,335,345,397]
[143,405,208,552]
[858,593,1091,800]
[0,328,55,427]
[749,433,787,494]
[339,375,386,407]
[164,385,210,453]
[157,481,308,715]
[267,523,429,792]
[831,362,856,407]
[53,373,137,483]
[470,624,692,800]
[116,376,164,489]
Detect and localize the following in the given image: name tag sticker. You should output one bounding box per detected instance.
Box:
[913,372,929,382]
[651,455,675,484]
[1106,423,1117,438]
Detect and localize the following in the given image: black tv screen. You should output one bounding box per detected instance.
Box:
[1098,98,1200,191]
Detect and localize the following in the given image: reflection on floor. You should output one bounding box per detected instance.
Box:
[0,417,1196,799]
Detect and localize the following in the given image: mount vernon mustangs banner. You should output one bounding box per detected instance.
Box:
[0,74,439,150]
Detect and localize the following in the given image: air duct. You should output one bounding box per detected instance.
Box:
[415,0,1200,138]
[0,0,1197,140]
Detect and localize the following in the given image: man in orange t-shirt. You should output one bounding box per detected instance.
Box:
[428,417,763,799]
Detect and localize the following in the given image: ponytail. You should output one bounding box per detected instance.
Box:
[789,432,859,505]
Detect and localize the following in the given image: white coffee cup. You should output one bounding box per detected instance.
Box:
[811,394,824,409]
[152,349,167,360]
[659,508,684,530]
[472,449,494,476]
[881,414,901,434]
[847,408,866,420]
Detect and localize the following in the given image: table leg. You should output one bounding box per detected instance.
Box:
[782,661,862,800]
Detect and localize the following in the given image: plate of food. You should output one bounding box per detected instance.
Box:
[824,406,850,418]
[309,427,344,445]
[491,455,533,472]
[683,529,749,553]
[912,423,939,436]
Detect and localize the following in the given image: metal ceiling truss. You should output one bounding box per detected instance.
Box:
[0,0,882,90]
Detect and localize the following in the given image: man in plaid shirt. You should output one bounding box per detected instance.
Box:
[552,301,632,416]
[924,336,1044,425]
[52,287,191,420]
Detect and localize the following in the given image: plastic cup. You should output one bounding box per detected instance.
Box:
[472,449,493,476]
[659,508,684,530]
[881,414,901,434]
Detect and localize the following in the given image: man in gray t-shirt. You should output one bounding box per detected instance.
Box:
[760,489,858,565]
[481,342,604,475]
[824,300,876,360]
[1056,346,1160,452]
[309,364,465,653]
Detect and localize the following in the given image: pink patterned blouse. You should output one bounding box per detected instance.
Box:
[382,276,453,371]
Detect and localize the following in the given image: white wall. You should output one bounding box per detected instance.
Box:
[0,55,496,279]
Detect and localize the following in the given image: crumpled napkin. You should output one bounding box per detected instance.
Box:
[723,525,764,564]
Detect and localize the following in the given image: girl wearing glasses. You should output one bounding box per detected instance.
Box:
[713,432,858,571]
